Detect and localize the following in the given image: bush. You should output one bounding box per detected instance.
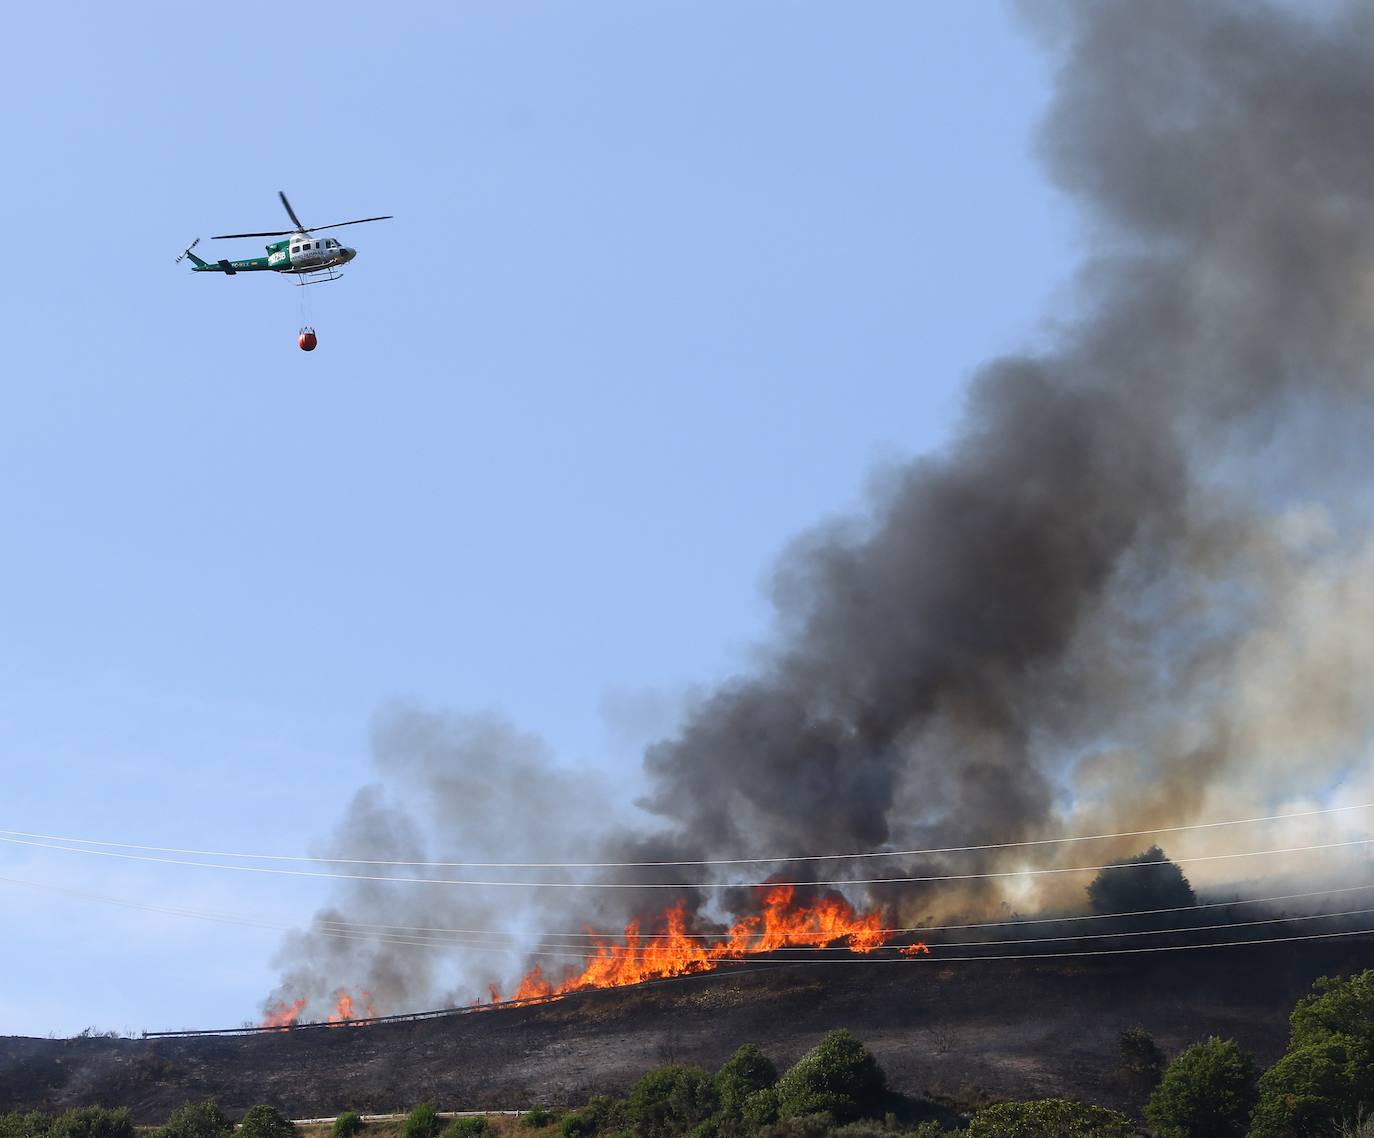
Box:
[559,1118,595,1138]
[238,1107,297,1138]
[1117,1027,1165,1096]
[1250,1034,1374,1137]
[561,1097,621,1138]
[740,1089,779,1130]
[520,1111,556,1130]
[0,1114,53,1138]
[1086,845,1195,914]
[402,1106,442,1138]
[1247,971,1374,1137]
[1143,1036,1256,1138]
[622,1065,719,1138]
[442,1121,488,1138]
[775,1031,887,1124]
[1339,1113,1374,1138]
[754,1116,833,1138]
[1290,971,1374,1046]
[717,1044,779,1120]
[48,1111,133,1138]
[156,1103,232,1138]
[332,1115,364,1138]
[965,1099,1134,1137]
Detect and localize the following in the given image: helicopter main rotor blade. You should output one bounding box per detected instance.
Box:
[309,215,395,232]
[211,229,296,239]
[279,191,307,232]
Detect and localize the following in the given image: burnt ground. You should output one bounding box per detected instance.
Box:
[3,938,1372,1124]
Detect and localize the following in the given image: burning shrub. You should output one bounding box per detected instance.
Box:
[716,1045,779,1122]
[1086,846,1195,915]
[331,1115,363,1138]
[1143,1037,1257,1138]
[154,1103,231,1138]
[775,1030,887,1124]
[964,1099,1134,1137]
[401,1106,442,1138]
[621,1064,719,1138]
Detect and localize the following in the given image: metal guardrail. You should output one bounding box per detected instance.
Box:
[141,992,561,1038]
[140,960,772,1039]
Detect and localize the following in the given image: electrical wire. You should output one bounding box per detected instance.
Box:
[308,881,1374,940]
[2,831,1371,888]
[6,873,1374,957]
[1,799,1367,868]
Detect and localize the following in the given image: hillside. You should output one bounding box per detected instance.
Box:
[3,939,1372,1123]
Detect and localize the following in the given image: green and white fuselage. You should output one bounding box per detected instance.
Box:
[185,233,357,276]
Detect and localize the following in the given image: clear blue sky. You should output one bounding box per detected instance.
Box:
[0,3,1071,1036]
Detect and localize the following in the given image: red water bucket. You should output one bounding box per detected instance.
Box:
[298,327,318,352]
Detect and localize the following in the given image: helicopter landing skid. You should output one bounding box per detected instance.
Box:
[294,268,344,286]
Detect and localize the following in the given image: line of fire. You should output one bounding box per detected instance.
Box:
[258,884,930,1031]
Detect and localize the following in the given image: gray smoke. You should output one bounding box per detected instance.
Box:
[269,0,1374,1017]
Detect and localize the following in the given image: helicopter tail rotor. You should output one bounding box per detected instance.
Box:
[175,237,201,264]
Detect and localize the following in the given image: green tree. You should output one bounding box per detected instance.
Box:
[965,1099,1134,1137]
[1250,1034,1374,1137]
[560,1097,621,1138]
[1290,972,1374,1046]
[716,1045,779,1121]
[238,1107,296,1138]
[48,1110,133,1138]
[622,1065,719,1138]
[1086,845,1195,914]
[0,1113,53,1138]
[740,1089,779,1130]
[1248,971,1374,1137]
[402,1106,442,1138]
[332,1114,363,1138]
[1143,1036,1256,1138]
[1118,1027,1165,1096]
[442,1120,488,1138]
[775,1030,887,1124]
[156,1103,232,1138]
[520,1111,556,1130]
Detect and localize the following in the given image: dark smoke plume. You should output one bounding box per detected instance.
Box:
[268,0,1374,1016]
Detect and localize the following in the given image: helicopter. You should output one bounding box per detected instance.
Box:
[177,191,392,285]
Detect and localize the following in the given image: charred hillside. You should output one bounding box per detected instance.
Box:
[4,940,1372,1123]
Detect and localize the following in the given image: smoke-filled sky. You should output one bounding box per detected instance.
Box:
[6,1,1374,1036]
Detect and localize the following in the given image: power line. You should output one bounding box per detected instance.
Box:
[6,872,1374,958]
[754,924,1374,963]
[3,831,1371,888]
[0,799,1368,868]
[310,881,1374,939]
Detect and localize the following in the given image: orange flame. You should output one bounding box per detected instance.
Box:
[327,988,378,1024]
[508,885,886,1002]
[261,997,306,1029]
[900,942,930,956]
